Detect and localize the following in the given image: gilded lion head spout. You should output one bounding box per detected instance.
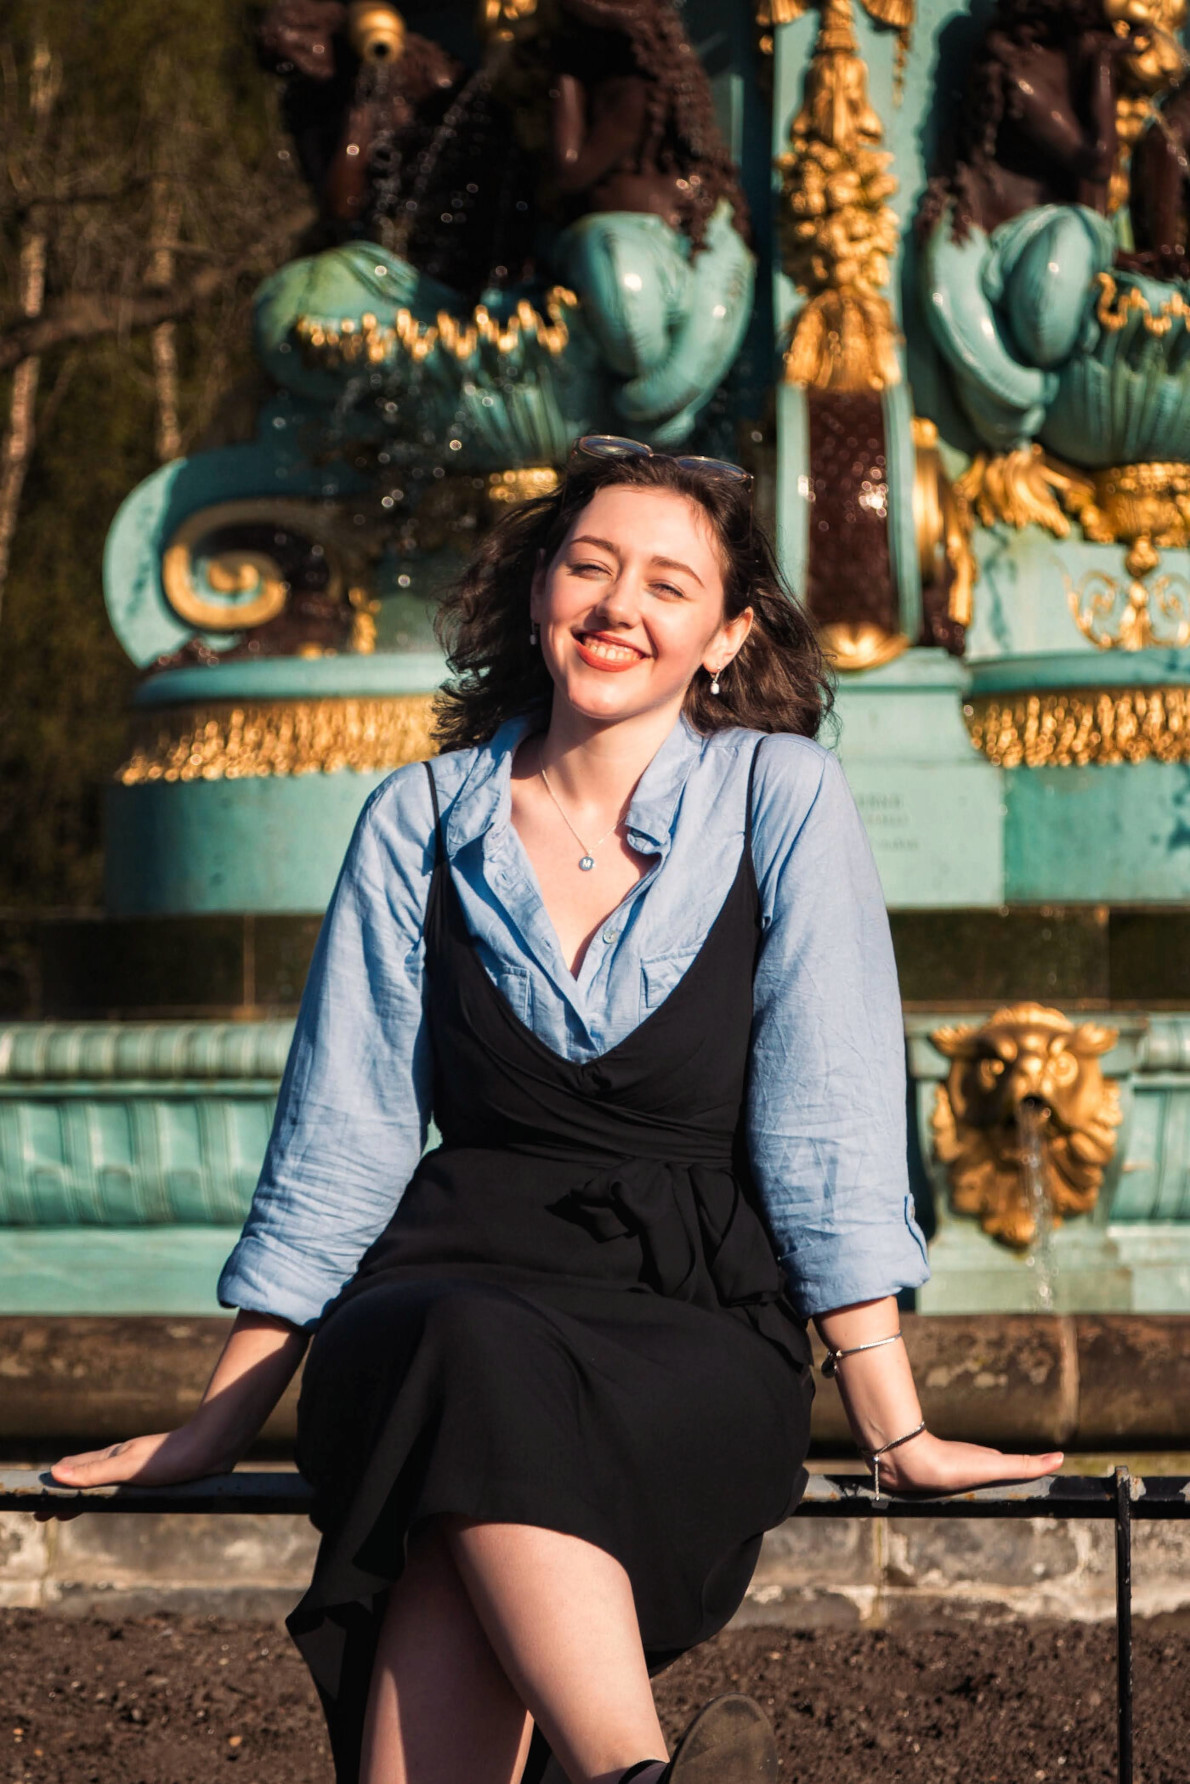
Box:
[929,1004,1122,1249]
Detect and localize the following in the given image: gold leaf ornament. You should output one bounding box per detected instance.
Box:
[954,447,1094,539]
[777,0,903,392]
[757,0,813,25]
[757,0,914,32]
[965,685,1190,767]
[347,2,407,63]
[857,0,913,26]
[117,695,438,784]
[160,498,381,648]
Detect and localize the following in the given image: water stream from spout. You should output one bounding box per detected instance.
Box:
[1018,1098,1056,1312]
[388,64,491,262]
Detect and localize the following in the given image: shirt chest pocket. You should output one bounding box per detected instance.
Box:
[490,964,532,1025]
[640,950,699,1016]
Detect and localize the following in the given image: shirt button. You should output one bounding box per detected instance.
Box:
[602,927,618,944]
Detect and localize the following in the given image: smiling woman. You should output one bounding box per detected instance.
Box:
[51,439,1063,1784]
[433,448,834,976]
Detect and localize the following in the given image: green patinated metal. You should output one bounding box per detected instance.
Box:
[0,1229,244,1316]
[0,1023,291,1228]
[106,771,393,916]
[830,653,1005,908]
[4,1013,1190,1314]
[254,211,754,462]
[0,1023,292,1314]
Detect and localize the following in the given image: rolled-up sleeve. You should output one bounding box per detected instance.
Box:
[217,766,434,1328]
[747,740,929,1317]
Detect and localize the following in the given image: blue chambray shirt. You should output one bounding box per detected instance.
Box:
[218,714,929,1328]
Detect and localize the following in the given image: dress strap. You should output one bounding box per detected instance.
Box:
[422,762,453,954]
[423,761,444,863]
[744,736,766,855]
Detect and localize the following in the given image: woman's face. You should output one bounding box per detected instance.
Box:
[530,485,753,728]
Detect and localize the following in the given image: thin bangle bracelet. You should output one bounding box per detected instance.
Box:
[820,1330,903,1378]
[867,1418,928,1499]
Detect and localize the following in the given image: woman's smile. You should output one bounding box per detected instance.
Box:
[573,629,648,671]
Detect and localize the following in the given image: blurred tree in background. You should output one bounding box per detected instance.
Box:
[0,0,312,905]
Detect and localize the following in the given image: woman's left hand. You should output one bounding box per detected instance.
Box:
[876,1429,1064,1495]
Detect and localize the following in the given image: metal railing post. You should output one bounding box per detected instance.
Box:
[1114,1464,1133,1784]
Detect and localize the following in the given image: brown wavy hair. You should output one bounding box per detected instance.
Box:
[432,453,833,750]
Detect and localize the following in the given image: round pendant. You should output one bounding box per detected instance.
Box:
[579,855,596,872]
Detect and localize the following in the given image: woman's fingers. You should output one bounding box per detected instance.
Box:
[51,1433,171,1488]
[941,1443,1065,1486]
[883,1435,1065,1494]
[36,1438,170,1518]
[997,1451,1066,1482]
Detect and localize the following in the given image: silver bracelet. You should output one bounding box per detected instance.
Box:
[820,1330,903,1379]
[867,1419,927,1498]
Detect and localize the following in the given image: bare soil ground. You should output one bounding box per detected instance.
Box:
[1,1611,1186,1783]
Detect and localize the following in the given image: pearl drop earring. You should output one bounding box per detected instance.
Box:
[709,668,722,696]
[529,622,539,646]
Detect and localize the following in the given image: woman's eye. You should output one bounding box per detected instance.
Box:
[570,560,609,576]
[651,581,685,600]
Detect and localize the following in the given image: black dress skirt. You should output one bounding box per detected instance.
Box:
[289,746,815,1782]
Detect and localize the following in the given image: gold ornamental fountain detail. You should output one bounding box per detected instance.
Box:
[776,0,902,395]
[930,1005,1122,1249]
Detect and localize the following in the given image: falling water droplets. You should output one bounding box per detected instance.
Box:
[1018,1100,1057,1312]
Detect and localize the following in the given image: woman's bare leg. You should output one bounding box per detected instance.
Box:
[361,1523,534,1784]
[361,1519,669,1784]
[446,1519,669,1784]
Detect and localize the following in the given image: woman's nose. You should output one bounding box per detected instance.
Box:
[590,573,640,626]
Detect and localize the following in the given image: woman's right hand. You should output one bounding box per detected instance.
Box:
[51,1423,235,1491]
[48,1309,309,1505]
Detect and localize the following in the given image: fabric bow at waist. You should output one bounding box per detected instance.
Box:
[550,1155,785,1315]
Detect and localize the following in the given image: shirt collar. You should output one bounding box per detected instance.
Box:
[441,715,534,859]
[623,714,705,853]
[440,712,707,861]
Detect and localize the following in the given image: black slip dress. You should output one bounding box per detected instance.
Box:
[288,740,815,1783]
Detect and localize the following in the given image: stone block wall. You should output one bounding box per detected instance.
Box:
[743,1497,1190,1627]
[0,1504,318,1620]
[5,1470,1189,1626]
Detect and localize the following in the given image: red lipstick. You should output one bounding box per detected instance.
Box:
[572,632,646,674]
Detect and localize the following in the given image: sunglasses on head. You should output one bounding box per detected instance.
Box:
[570,434,753,490]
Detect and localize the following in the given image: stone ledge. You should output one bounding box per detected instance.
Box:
[6,1314,1189,1451]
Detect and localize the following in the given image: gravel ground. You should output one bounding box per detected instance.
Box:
[1,1611,1186,1783]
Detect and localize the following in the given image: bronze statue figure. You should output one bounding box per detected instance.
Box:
[531,0,749,249]
[259,0,539,299]
[918,0,1140,241]
[1129,69,1190,274]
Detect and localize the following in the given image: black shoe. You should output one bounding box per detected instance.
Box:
[646,1693,779,1784]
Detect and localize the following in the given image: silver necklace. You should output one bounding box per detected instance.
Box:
[538,756,622,871]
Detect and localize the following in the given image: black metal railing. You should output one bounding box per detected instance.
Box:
[3,1467,1188,1784]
